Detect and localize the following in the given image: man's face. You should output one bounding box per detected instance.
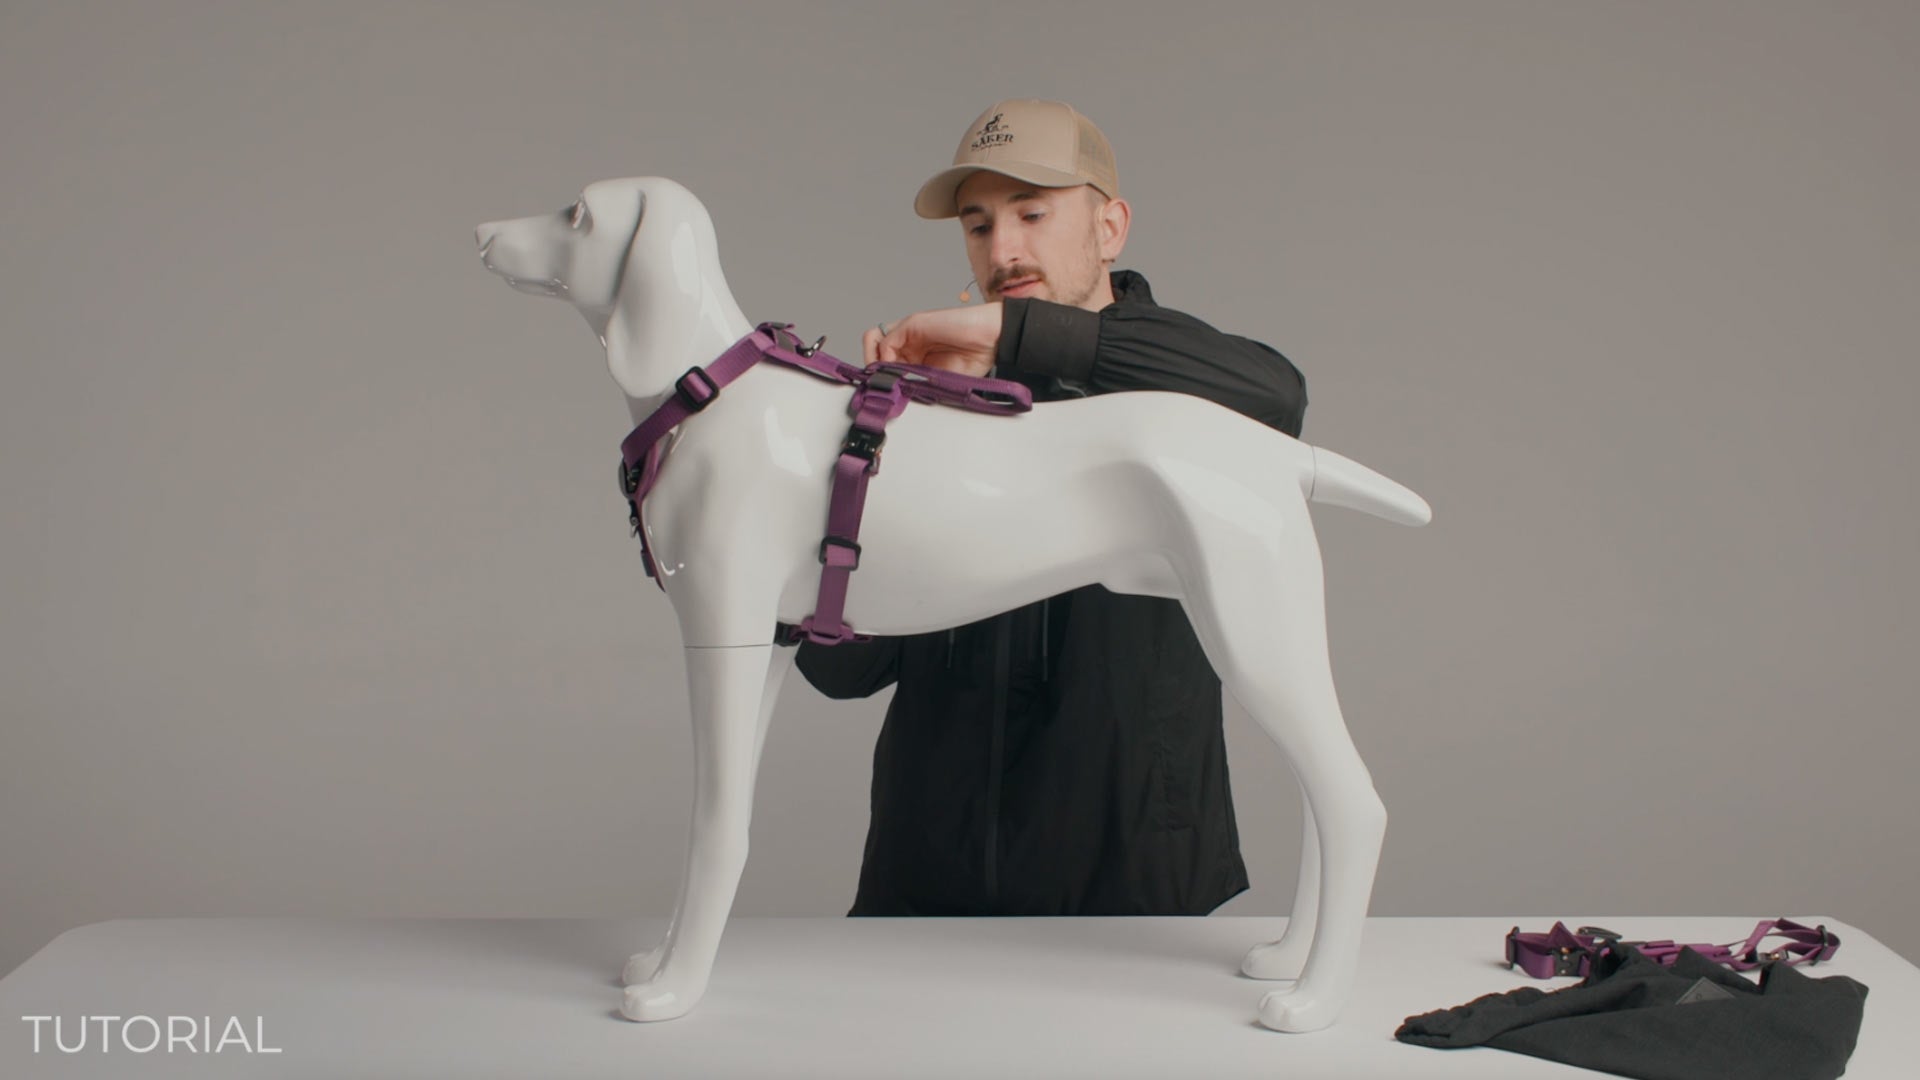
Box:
[956,171,1117,310]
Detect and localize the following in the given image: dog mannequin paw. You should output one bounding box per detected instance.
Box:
[1240,933,1311,980]
[1256,987,1342,1033]
[621,945,666,987]
[622,980,700,1022]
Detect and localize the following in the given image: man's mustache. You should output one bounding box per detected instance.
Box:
[989,266,1045,291]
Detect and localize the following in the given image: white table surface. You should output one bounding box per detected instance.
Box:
[0,915,1907,1078]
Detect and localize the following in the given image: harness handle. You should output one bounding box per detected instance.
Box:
[866,361,1033,416]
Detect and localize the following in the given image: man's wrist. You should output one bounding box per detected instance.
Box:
[997,298,1100,382]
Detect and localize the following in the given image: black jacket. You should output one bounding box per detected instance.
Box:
[794,270,1307,916]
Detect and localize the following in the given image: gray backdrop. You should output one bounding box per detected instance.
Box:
[4,0,1916,980]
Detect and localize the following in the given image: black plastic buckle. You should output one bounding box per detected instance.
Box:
[674,366,720,412]
[1553,946,1590,977]
[841,426,885,463]
[619,457,639,497]
[819,535,861,569]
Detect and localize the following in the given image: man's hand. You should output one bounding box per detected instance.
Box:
[863,302,1004,377]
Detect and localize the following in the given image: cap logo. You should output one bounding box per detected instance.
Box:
[969,113,1013,152]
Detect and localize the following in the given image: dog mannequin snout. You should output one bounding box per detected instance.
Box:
[473,219,569,298]
[476,223,505,263]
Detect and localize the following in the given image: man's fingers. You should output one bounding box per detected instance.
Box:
[857,322,987,374]
[879,318,919,366]
[864,309,998,372]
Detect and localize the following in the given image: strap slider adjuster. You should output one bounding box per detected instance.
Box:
[819,535,861,569]
[674,366,720,412]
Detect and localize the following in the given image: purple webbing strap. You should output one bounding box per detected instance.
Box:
[1504,918,1841,979]
[618,324,857,586]
[620,324,859,503]
[792,362,1033,645]
[617,322,1033,641]
[618,332,771,585]
[792,371,912,645]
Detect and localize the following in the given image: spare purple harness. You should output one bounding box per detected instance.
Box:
[618,322,1033,646]
[1505,918,1841,979]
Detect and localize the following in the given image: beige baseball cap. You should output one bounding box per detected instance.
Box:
[913,99,1119,220]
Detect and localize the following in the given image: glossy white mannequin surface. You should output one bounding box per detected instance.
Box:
[475,177,1431,1033]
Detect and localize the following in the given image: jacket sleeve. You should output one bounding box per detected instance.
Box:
[791,634,903,700]
[995,297,1308,437]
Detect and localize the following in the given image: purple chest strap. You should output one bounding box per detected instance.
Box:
[618,322,1032,646]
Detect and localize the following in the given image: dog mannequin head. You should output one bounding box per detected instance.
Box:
[477,177,749,403]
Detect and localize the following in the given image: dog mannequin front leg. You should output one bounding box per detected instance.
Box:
[621,641,777,1021]
[622,644,793,990]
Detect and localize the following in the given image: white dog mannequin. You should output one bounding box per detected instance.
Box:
[475,176,1430,1033]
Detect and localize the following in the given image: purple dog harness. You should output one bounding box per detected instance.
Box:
[618,322,1032,646]
[1505,918,1841,978]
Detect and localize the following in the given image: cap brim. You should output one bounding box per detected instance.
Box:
[913,162,1090,219]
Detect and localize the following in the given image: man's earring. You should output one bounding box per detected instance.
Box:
[960,278,977,304]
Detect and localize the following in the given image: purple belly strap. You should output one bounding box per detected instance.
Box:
[618,322,1033,645]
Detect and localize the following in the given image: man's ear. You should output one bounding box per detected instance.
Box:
[1098,195,1131,262]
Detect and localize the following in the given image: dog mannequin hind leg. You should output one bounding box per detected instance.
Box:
[1236,440,1427,1002]
[622,645,793,991]
[1153,475,1387,1034]
[1240,773,1322,981]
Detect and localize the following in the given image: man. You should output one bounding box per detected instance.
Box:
[794,99,1307,917]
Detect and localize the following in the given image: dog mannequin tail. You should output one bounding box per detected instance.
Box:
[1306,446,1432,527]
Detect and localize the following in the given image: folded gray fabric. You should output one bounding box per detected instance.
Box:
[1396,944,1869,1080]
